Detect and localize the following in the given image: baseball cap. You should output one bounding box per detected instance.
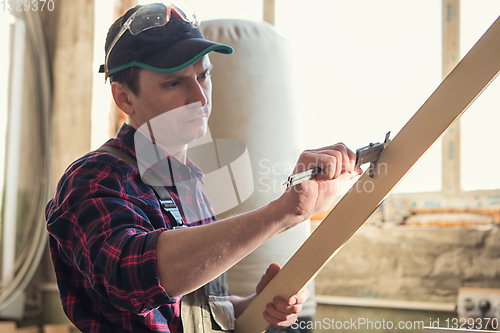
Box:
[98,2,233,76]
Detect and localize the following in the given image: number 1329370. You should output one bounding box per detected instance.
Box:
[2,0,54,12]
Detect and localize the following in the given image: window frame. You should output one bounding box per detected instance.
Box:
[395,0,500,215]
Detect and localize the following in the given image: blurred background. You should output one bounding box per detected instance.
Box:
[0,0,499,332]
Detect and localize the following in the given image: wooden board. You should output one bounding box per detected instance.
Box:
[235,15,500,333]
[42,324,71,333]
[0,322,17,333]
[17,326,41,333]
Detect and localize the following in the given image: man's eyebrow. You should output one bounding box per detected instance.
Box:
[160,64,214,83]
[162,72,189,82]
[197,64,213,75]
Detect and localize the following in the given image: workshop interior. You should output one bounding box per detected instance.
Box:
[1,0,500,332]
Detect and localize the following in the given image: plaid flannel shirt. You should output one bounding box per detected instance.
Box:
[45,123,216,333]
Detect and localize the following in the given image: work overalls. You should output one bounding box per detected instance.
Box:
[180,273,235,332]
[96,146,235,332]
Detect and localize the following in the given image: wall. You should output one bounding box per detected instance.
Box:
[315,224,500,303]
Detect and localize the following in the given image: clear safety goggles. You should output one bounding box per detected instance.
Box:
[104,2,199,74]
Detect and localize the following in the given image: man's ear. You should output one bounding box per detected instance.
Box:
[111,81,135,116]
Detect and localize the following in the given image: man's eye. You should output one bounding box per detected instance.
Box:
[200,71,211,79]
[166,81,180,87]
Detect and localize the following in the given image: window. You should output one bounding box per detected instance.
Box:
[460,0,500,191]
[275,0,500,201]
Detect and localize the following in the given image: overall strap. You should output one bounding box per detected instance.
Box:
[94,146,186,229]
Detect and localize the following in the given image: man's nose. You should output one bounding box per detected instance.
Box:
[187,80,208,107]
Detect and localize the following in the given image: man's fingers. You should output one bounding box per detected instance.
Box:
[265,263,281,278]
[265,288,310,318]
[302,143,357,181]
[321,153,341,180]
[263,310,297,329]
[321,143,355,175]
[288,288,310,306]
[256,263,281,294]
[265,302,301,321]
[261,286,310,328]
[263,300,301,328]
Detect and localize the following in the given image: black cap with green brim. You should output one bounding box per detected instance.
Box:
[98,4,233,75]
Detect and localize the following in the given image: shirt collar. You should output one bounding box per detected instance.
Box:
[116,123,205,183]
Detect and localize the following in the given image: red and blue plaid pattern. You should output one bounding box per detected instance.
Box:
[46,124,216,332]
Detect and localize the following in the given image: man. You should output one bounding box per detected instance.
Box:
[45,3,361,332]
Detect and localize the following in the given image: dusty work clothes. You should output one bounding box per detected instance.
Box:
[46,123,234,332]
[181,274,235,332]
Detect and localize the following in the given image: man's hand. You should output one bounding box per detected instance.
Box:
[279,143,362,225]
[256,263,309,328]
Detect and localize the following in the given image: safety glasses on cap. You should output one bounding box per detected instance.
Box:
[104,2,199,74]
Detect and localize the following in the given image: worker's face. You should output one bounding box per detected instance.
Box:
[128,55,213,146]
